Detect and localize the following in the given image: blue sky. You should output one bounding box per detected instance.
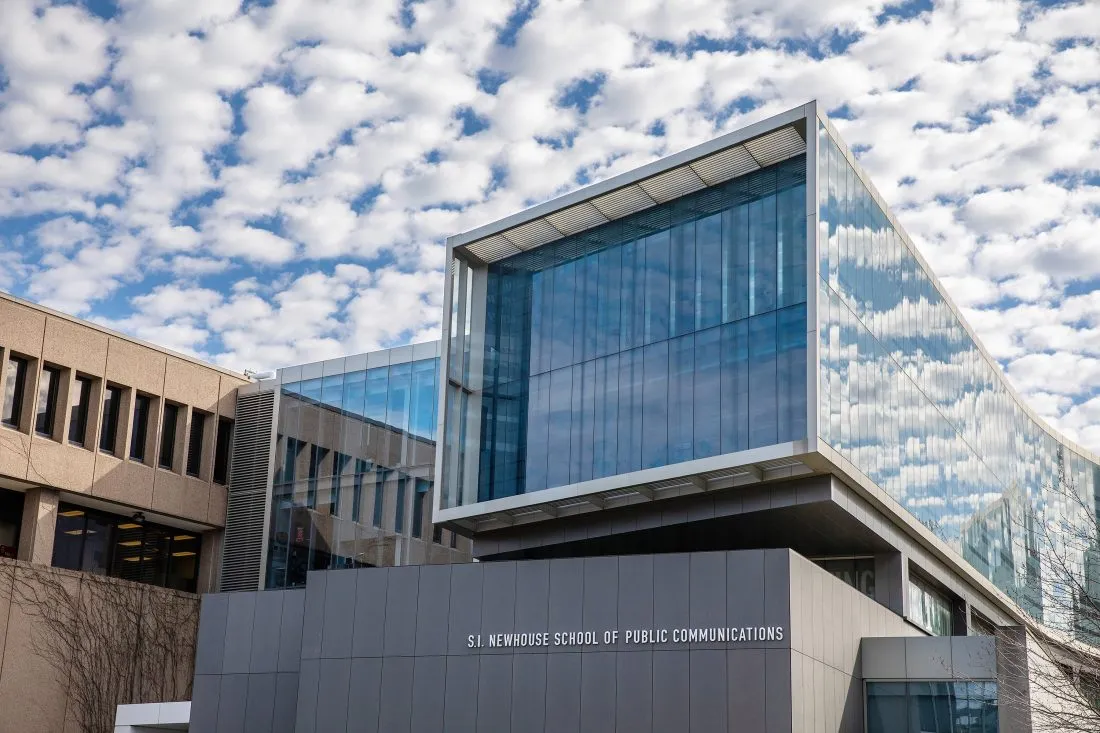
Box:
[1,0,1099,445]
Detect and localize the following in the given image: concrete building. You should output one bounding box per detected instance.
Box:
[0,291,250,733]
[186,101,1100,731]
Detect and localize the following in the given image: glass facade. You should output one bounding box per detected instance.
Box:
[52,503,202,592]
[444,155,808,507]
[866,681,999,733]
[267,347,465,589]
[817,121,1100,633]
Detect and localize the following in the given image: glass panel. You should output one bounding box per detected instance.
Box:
[1,356,27,428]
[68,376,92,445]
[455,154,809,504]
[35,366,60,436]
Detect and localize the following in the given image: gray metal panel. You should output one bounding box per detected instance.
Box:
[447,562,484,655]
[352,567,389,658]
[301,572,327,660]
[294,658,320,733]
[224,592,257,674]
[476,654,513,733]
[415,565,453,657]
[322,570,357,659]
[316,658,352,733]
[951,636,997,679]
[617,651,653,733]
[653,554,689,651]
[514,559,550,648]
[195,594,229,675]
[243,673,277,733]
[250,591,284,673]
[217,674,249,733]
[384,567,420,657]
[346,657,383,733]
[480,561,516,655]
[860,637,907,679]
[279,590,306,673]
[904,636,952,679]
[579,652,616,733]
[689,552,726,650]
[443,655,480,733]
[511,653,548,733]
[652,651,689,730]
[378,656,415,733]
[273,673,300,733]
[765,649,793,733]
[617,554,654,651]
[410,656,447,733]
[582,557,617,637]
[690,650,728,733]
[548,559,584,650]
[191,675,222,733]
[727,648,767,732]
[545,653,582,733]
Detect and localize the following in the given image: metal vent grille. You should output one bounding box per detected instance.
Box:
[456,121,806,263]
[219,389,274,592]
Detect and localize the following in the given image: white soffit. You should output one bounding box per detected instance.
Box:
[459,122,806,264]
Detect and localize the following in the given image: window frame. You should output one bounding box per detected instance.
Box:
[34,364,62,437]
[99,384,124,454]
[2,355,29,429]
[68,375,93,446]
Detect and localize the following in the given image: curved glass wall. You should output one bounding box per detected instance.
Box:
[817,122,1100,632]
[443,155,808,507]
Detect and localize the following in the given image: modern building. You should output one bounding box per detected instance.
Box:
[219,343,470,593]
[0,290,249,733]
[189,101,1099,732]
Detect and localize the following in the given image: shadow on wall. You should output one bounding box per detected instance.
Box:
[0,559,199,733]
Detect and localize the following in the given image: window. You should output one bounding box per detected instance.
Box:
[186,410,207,477]
[866,681,998,733]
[99,385,123,453]
[213,417,233,484]
[909,574,954,636]
[815,557,876,599]
[159,403,180,469]
[433,525,443,544]
[2,355,28,428]
[130,394,151,462]
[52,502,202,592]
[412,479,429,538]
[35,366,61,437]
[394,476,407,533]
[68,376,93,446]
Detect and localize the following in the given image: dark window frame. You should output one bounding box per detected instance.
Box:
[68,375,93,446]
[186,409,207,478]
[99,385,123,454]
[159,402,180,470]
[213,416,233,484]
[130,394,152,462]
[35,365,62,437]
[2,355,29,429]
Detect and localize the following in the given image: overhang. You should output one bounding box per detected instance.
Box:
[450,102,813,265]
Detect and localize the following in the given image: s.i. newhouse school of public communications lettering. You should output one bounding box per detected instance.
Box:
[6,101,1097,733]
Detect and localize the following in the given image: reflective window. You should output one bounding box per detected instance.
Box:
[213,417,233,484]
[867,681,998,733]
[186,409,207,477]
[266,354,448,589]
[450,155,808,506]
[99,385,123,454]
[816,557,875,598]
[910,574,954,636]
[35,365,61,437]
[68,376,93,446]
[159,402,179,469]
[2,355,28,429]
[816,123,1098,634]
[130,394,151,462]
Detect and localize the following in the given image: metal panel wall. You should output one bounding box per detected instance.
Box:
[192,548,924,733]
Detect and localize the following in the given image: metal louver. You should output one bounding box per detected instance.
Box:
[457,121,807,264]
[219,389,275,592]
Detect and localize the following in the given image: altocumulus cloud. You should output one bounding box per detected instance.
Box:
[0,0,1099,447]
